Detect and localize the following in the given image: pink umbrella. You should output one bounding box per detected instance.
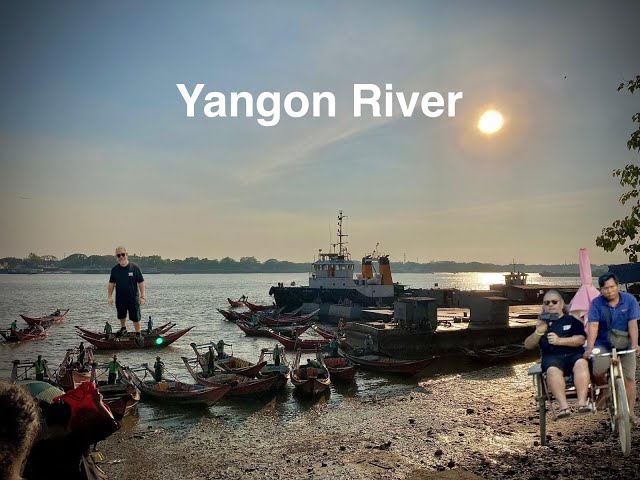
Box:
[569,248,601,323]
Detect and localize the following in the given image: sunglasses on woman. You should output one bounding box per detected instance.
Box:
[116,253,127,258]
[543,299,559,306]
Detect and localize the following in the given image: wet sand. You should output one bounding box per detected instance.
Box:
[98,362,640,479]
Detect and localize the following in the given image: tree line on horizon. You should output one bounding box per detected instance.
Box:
[0,252,610,274]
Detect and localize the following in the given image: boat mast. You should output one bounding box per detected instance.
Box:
[337,210,348,258]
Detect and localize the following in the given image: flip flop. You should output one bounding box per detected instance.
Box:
[577,404,591,414]
[556,408,571,419]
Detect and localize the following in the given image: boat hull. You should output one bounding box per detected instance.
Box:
[269,285,395,310]
[338,347,436,376]
[78,327,193,350]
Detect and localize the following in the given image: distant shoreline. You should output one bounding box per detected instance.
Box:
[0,269,592,276]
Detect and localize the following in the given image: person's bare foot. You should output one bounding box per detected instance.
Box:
[630,414,639,426]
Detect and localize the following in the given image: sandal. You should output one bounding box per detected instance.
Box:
[556,407,571,419]
[577,404,591,414]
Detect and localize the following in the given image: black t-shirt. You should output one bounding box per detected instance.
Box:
[109,263,144,305]
[539,314,586,356]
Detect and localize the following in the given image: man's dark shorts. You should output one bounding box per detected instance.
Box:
[116,302,141,322]
[542,352,585,376]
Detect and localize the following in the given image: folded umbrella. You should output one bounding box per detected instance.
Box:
[569,248,601,323]
[17,380,64,404]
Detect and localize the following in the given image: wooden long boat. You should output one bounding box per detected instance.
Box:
[74,322,175,339]
[256,348,290,389]
[77,326,193,350]
[310,324,339,340]
[57,368,93,391]
[181,357,280,397]
[461,344,528,363]
[338,346,436,376]
[290,351,331,396]
[123,367,230,406]
[217,308,239,321]
[234,319,311,338]
[268,329,330,350]
[20,308,70,326]
[1,326,48,342]
[227,298,246,308]
[257,309,320,327]
[244,301,277,312]
[323,356,357,382]
[189,342,266,377]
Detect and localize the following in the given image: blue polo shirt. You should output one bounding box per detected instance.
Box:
[588,292,640,348]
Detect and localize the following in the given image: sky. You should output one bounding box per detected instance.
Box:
[0,1,638,265]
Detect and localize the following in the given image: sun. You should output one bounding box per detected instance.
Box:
[478,110,504,134]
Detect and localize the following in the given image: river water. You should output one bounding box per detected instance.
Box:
[0,272,582,430]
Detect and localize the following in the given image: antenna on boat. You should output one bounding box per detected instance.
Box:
[337,210,348,258]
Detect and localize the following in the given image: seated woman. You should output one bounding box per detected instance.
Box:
[524,290,590,418]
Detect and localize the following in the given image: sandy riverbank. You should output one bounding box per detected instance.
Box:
[97,362,640,479]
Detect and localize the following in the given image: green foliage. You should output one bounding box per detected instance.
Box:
[596,75,640,261]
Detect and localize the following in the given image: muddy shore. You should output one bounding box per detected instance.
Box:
[98,362,640,479]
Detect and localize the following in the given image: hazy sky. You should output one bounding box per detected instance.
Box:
[1,1,638,264]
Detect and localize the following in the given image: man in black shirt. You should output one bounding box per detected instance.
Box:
[108,246,145,340]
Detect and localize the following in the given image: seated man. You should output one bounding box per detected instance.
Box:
[525,290,589,418]
[584,273,640,425]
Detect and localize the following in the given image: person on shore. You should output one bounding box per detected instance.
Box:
[104,320,113,340]
[33,355,48,381]
[107,246,146,341]
[0,381,41,480]
[525,290,589,418]
[584,272,640,425]
[216,339,231,359]
[147,316,153,334]
[107,355,121,385]
[153,357,164,382]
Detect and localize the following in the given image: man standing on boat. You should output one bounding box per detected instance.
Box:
[108,246,146,345]
[33,355,47,381]
[107,355,121,385]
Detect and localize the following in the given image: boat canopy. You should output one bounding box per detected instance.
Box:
[608,263,640,284]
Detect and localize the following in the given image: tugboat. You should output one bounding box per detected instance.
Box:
[269,211,402,311]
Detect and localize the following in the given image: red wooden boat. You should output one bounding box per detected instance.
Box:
[244,301,277,312]
[77,326,193,350]
[20,308,70,326]
[323,356,357,382]
[268,329,330,350]
[0,325,49,342]
[310,324,340,340]
[181,357,280,397]
[257,309,320,326]
[74,322,175,339]
[122,367,230,406]
[227,298,246,308]
[216,309,249,322]
[234,319,311,338]
[290,350,331,396]
[338,345,436,376]
[189,342,266,377]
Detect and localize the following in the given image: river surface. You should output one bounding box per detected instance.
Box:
[0,272,583,431]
